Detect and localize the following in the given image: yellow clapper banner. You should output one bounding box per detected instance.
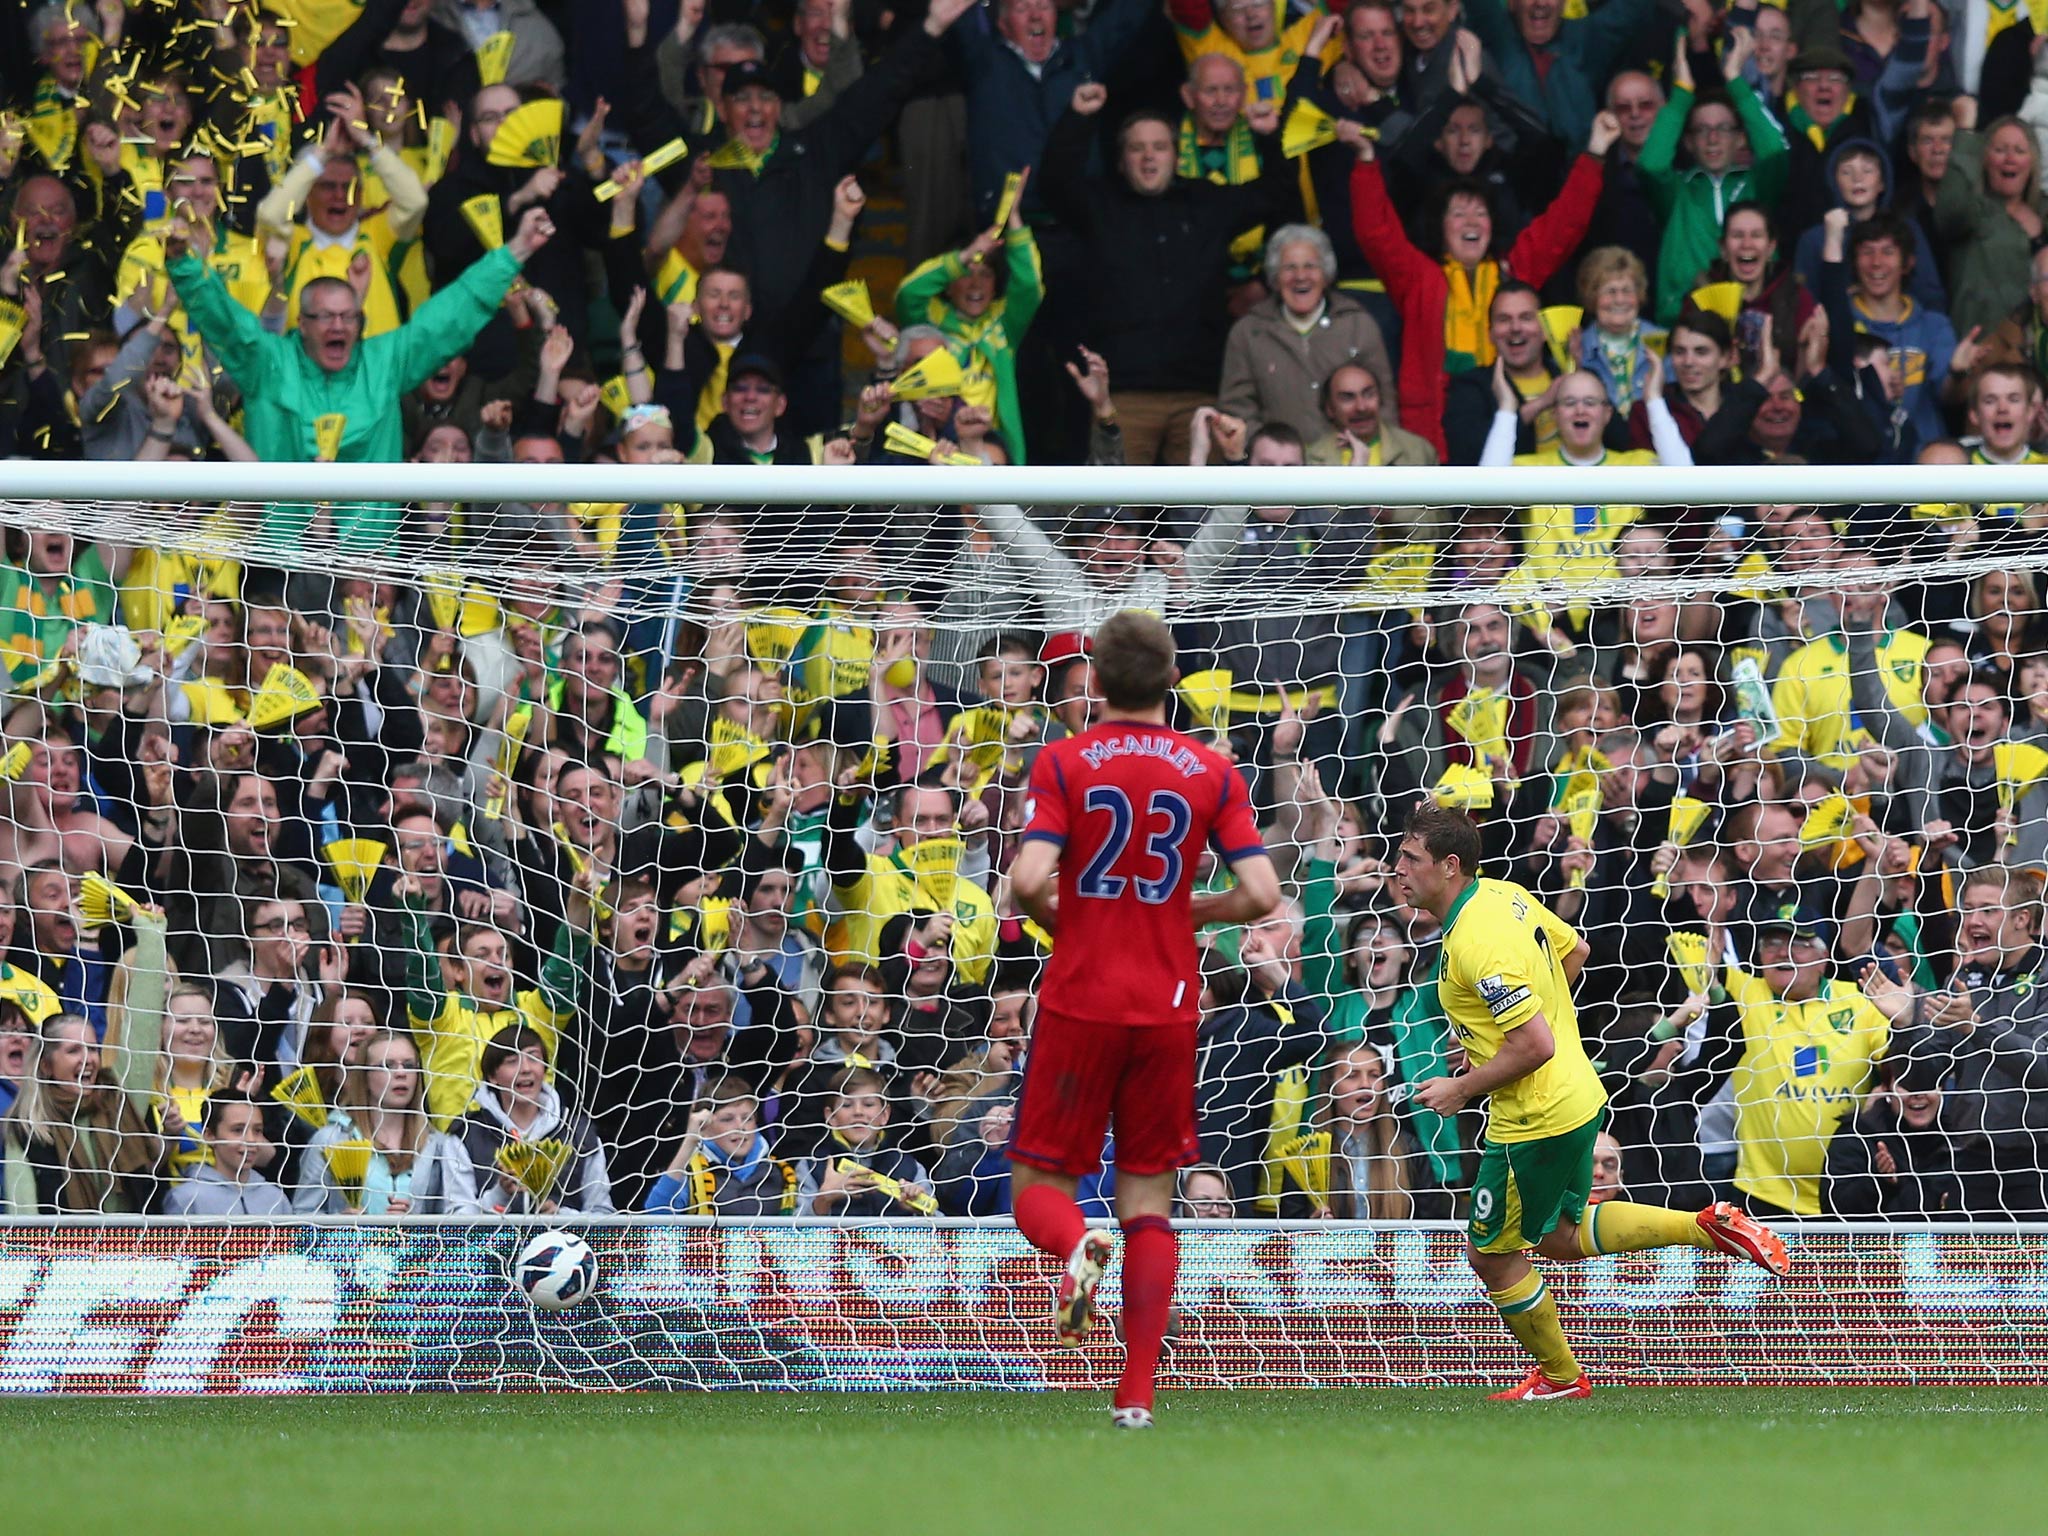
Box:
[1433,761,1495,811]
[269,1065,330,1130]
[487,100,564,169]
[1993,741,2048,847]
[475,30,517,86]
[1539,305,1583,371]
[77,873,141,928]
[1653,794,1713,897]
[1560,783,1600,890]
[889,347,965,401]
[897,834,965,914]
[1445,687,1510,775]
[883,420,980,466]
[991,169,1026,228]
[460,193,505,250]
[821,279,875,329]
[1666,930,1716,998]
[497,1137,575,1203]
[1270,1129,1332,1215]
[323,837,388,908]
[248,663,321,731]
[837,1158,939,1214]
[596,137,687,201]
[485,704,532,821]
[323,1137,376,1209]
[1281,98,1338,158]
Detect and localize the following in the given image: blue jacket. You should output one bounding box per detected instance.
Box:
[949,0,1155,219]
[1817,253,1955,450]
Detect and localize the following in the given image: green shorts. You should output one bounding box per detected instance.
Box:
[1467,1118,1601,1255]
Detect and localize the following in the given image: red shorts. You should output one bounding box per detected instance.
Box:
[1008,1009,1200,1179]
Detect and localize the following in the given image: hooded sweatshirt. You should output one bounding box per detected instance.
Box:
[1793,138,1948,315]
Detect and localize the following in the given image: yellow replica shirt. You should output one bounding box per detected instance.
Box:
[117,225,271,376]
[1436,878,1606,1143]
[1769,629,1929,765]
[1515,473,1651,627]
[281,221,407,336]
[409,988,568,1129]
[1726,969,1889,1216]
[119,543,242,635]
[826,852,998,986]
[1177,7,1340,109]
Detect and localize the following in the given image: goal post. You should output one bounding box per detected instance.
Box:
[2,463,2048,1392]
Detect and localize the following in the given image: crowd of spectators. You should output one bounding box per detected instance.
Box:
[3,0,2048,1225]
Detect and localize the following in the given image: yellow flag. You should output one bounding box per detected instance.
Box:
[596,137,688,201]
[821,279,875,329]
[486,100,564,169]
[889,346,966,401]
[1688,281,1744,326]
[1539,305,1583,372]
[313,413,347,462]
[475,31,517,87]
[1281,98,1338,159]
[991,169,1026,227]
[485,704,532,821]
[460,193,505,250]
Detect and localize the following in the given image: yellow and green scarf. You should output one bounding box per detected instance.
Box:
[1177,116,1261,186]
[1442,259,1501,372]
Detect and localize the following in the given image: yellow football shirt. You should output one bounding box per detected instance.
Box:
[1514,452,1655,628]
[410,988,569,1129]
[1726,969,1888,1216]
[1769,629,1929,765]
[1437,878,1606,1143]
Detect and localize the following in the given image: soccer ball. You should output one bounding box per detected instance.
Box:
[514,1229,598,1312]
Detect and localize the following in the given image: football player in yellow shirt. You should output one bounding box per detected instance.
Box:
[1396,807,1789,1400]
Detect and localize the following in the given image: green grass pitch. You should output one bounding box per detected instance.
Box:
[6,1390,2043,1536]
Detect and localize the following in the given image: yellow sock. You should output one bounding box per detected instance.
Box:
[1488,1272,1580,1385]
[1578,1200,1715,1257]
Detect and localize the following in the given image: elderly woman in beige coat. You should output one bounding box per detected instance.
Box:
[1213,224,1398,447]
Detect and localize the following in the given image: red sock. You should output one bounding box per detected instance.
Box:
[1013,1182,1088,1260]
[1115,1215,1177,1412]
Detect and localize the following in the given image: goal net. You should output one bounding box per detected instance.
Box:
[3,462,2048,1393]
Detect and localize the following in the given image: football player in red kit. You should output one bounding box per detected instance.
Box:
[1007,610,1280,1429]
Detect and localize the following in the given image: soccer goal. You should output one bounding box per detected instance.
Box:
[2,460,2047,1394]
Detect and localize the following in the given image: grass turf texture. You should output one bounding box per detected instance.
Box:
[6,1390,2039,1535]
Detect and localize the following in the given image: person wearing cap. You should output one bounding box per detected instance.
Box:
[706,0,979,350]
[1678,913,1923,1218]
[0,956,64,1117]
[707,353,824,465]
[1776,45,1875,236]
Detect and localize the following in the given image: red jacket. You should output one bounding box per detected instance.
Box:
[1350,152,1606,457]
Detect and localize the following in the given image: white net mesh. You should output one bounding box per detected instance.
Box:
[1,477,2048,1387]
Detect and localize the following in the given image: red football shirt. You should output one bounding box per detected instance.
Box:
[1022,720,1265,1026]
